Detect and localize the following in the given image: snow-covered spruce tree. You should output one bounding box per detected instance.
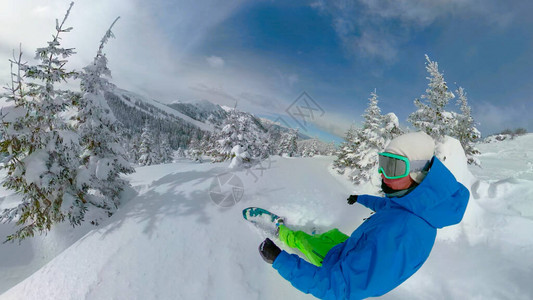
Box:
[408,55,455,142]
[76,17,135,224]
[325,142,337,156]
[288,129,299,156]
[254,126,271,159]
[351,90,386,184]
[176,147,186,158]
[299,142,309,157]
[159,134,174,163]
[454,86,481,165]
[276,128,298,157]
[128,134,142,162]
[214,108,239,162]
[138,122,159,166]
[0,3,83,241]
[333,125,360,174]
[196,131,216,158]
[266,125,282,156]
[214,108,267,164]
[301,139,320,157]
[298,141,307,157]
[186,135,203,162]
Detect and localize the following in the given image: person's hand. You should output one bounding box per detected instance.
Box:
[259,238,281,264]
[347,195,358,205]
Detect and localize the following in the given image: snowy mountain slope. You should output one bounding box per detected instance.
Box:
[166,100,317,143]
[108,88,314,149]
[259,118,313,140]
[109,88,214,132]
[167,99,229,126]
[2,135,533,299]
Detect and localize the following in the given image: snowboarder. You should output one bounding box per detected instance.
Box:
[258,131,469,299]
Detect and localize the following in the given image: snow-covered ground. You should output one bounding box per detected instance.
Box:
[1,135,532,299]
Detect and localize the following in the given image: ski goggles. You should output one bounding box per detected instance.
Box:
[378,152,430,179]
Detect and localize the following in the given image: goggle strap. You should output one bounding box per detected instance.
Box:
[409,160,431,172]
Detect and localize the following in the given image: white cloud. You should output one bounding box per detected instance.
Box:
[310,0,513,62]
[206,55,225,68]
[190,83,238,103]
[349,30,398,62]
[287,74,299,87]
[275,71,300,88]
[306,112,357,138]
[358,0,513,28]
[474,101,530,136]
[190,81,288,114]
[0,0,176,92]
[0,0,247,99]
[0,0,306,119]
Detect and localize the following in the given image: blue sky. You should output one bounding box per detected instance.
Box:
[1,0,532,141]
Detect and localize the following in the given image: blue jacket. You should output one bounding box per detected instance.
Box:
[273,157,469,299]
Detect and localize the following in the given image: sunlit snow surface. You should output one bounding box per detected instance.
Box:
[0,135,532,299]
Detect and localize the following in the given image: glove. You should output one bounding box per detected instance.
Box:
[259,238,281,264]
[347,194,358,205]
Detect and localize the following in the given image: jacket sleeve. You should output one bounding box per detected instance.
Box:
[357,194,389,212]
[272,239,377,300]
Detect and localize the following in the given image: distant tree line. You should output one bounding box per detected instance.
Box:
[483,128,528,143]
[499,128,528,137]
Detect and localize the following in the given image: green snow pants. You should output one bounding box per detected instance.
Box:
[278,225,349,266]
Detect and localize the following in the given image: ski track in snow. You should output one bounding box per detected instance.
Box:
[1,135,533,299]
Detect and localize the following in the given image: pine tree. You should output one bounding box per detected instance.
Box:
[254,127,271,159]
[0,3,82,241]
[301,139,320,157]
[267,126,283,155]
[76,17,134,224]
[128,134,142,162]
[199,131,217,159]
[454,87,481,165]
[333,91,403,183]
[288,129,299,157]
[333,125,360,174]
[215,108,240,161]
[408,55,455,142]
[300,142,309,157]
[352,90,386,183]
[138,122,159,166]
[326,142,337,156]
[187,135,203,162]
[176,147,186,158]
[214,108,267,163]
[159,134,174,163]
[277,128,298,157]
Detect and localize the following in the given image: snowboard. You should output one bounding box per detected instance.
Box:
[242,207,283,236]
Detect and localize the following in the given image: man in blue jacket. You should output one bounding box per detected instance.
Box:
[258,132,470,299]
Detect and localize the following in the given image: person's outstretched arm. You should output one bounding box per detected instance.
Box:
[351,194,390,212]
